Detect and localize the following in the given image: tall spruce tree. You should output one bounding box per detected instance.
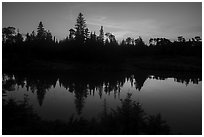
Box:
[75,13,87,44]
[99,26,104,45]
[37,21,45,40]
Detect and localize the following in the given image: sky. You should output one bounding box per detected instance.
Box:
[2,2,202,43]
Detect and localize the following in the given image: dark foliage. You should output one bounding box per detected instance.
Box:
[3,93,170,135]
[2,12,201,135]
[2,13,202,72]
[3,70,201,114]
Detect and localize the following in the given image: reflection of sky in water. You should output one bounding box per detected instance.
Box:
[3,77,201,134]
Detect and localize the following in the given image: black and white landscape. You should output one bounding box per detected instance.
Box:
[2,2,202,135]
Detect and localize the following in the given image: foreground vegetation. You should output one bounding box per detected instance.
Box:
[3,93,170,135]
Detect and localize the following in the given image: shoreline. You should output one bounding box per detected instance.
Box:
[3,56,202,73]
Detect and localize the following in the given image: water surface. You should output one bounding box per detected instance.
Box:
[3,70,202,134]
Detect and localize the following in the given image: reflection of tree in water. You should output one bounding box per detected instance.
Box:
[58,71,126,97]
[132,72,149,91]
[151,71,201,85]
[2,74,16,91]
[3,73,58,106]
[14,74,26,89]
[25,79,52,106]
[3,71,201,113]
[97,84,103,98]
[73,83,88,115]
[28,74,58,106]
[36,81,49,106]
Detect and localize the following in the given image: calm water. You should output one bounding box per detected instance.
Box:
[2,70,202,134]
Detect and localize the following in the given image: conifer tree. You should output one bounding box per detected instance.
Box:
[37,21,45,40]
[15,29,23,44]
[99,26,104,44]
[85,28,90,41]
[75,13,87,44]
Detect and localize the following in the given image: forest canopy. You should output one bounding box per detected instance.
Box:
[2,12,202,65]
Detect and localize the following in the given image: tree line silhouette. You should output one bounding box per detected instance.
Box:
[3,12,202,67]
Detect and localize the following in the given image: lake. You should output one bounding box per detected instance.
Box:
[2,70,202,134]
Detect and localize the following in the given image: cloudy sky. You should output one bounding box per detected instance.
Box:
[2,2,202,43]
